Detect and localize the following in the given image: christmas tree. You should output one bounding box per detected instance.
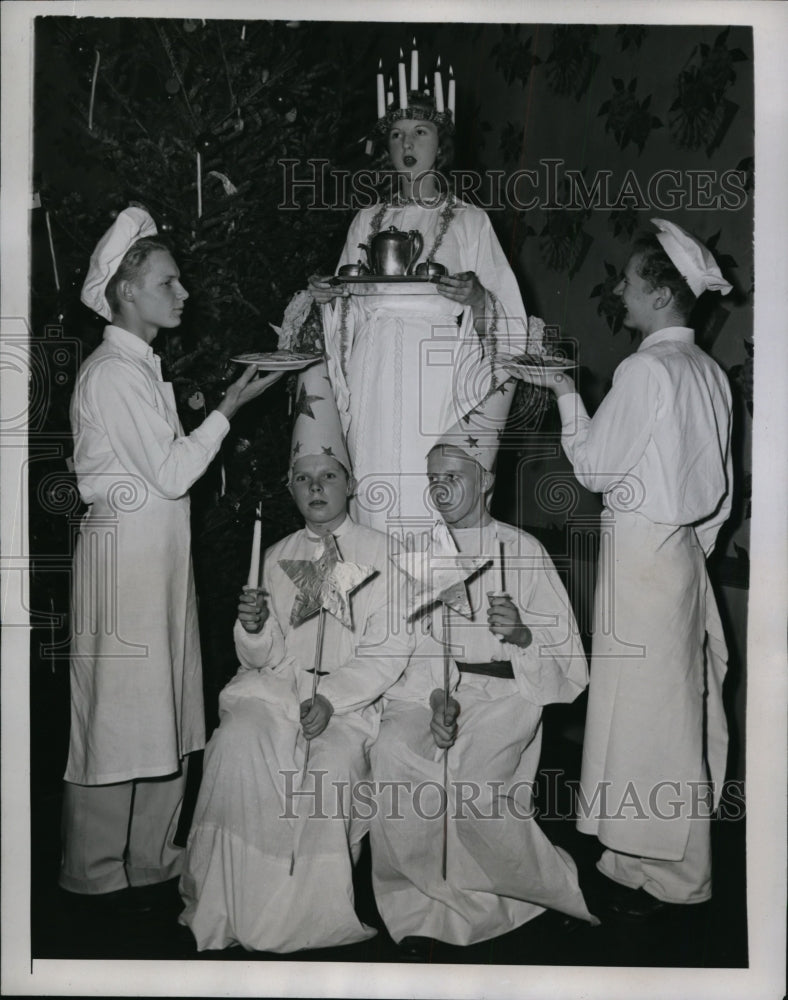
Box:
[31,16,381,723]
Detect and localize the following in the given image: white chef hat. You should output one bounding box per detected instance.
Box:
[81,206,158,320]
[650,218,732,298]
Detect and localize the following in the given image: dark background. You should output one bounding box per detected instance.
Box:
[28,16,752,967]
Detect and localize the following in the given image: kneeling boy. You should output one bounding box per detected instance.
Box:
[370,383,596,954]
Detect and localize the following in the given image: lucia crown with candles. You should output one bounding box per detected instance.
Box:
[373,40,456,135]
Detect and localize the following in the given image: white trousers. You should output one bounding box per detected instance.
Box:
[597,814,712,904]
[59,762,188,894]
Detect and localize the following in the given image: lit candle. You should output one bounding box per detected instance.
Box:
[448,65,455,118]
[247,502,262,588]
[398,49,408,109]
[410,38,418,91]
[434,57,445,112]
[423,74,430,96]
[387,77,394,108]
[376,58,385,118]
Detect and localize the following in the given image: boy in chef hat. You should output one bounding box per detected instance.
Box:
[506,219,733,922]
[60,206,281,911]
[179,358,416,953]
[369,379,595,959]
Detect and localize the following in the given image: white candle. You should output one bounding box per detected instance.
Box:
[45,211,60,292]
[398,49,408,108]
[423,75,430,96]
[387,77,394,108]
[434,57,444,112]
[448,65,455,118]
[376,58,385,118]
[196,151,203,218]
[247,503,262,587]
[410,39,418,91]
[49,596,56,674]
[88,49,100,132]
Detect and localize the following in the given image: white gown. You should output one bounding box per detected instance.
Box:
[179,517,414,952]
[370,520,596,946]
[323,200,532,531]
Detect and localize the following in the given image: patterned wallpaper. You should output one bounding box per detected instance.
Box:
[452,23,753,577]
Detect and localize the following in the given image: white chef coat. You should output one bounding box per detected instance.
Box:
[557,326,732,861]
[66,325,229,784]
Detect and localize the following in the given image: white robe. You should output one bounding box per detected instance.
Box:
[179,517,414,953]
[557,326,732,860]
[323,200,531,531]
[370,520,596,946]
[66,325,228,784]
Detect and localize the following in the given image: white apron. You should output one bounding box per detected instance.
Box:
[577,509,728,860]
[65,378,205,785]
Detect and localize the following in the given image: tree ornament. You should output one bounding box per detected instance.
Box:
[70,34,92,61]
[183,19,198,32]
[188,390,205,410]
[165,77,180,95]
[261,68,270,84]
[196,131,217,153]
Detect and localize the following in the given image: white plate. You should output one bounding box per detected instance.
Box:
[505,355,576,374]
[231,353,322,371]
[505,361,576,374]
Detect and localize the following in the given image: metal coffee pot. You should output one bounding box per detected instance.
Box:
[358,226,424,276]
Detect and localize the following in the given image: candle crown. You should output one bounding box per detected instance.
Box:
[374,45,456,134]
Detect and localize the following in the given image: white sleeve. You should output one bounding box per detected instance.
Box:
[556,354,659,495]
[84,357,228,500]
[502,540,588,706]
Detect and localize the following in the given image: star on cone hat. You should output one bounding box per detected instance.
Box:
[434,378,517,473]
[290,359,351,472]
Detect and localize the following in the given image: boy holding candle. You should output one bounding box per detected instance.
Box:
[179,360,415,953]
[369,382,596,959]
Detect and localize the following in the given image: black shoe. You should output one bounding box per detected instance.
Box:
[398,935,436,962]
[59,886,154,916]
[537,909,590,935]
[605,886,668,923]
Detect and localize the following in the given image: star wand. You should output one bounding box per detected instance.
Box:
[390,521,491,880]
[278,532,376,874]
